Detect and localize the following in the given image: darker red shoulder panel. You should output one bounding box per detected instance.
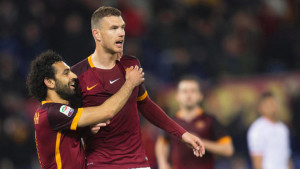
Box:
[120,55,141,67]
[71,58,90,77]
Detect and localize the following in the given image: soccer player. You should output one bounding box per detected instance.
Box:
[247,92,294,169]
[27,50,145,169]
[71,6,205,169]
[155,76,234,169]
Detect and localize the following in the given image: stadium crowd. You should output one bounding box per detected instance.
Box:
[0,0,299,168]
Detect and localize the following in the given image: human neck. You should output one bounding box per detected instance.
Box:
[45,90,69,105]
[264,115,277,123]
[179,106,202,122]
[92,45,118,69]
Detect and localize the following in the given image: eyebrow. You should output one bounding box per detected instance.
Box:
[62,68,70,74]
[110,23,126,28]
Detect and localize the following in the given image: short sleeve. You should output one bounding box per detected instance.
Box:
[211,117,232,144]
[247,124,264,155]
[47,104,83,131]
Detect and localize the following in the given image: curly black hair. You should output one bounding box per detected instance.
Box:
[26,50,63,101]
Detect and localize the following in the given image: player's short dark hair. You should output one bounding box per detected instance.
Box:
[178,75,202,91]
[91,6,121,29]
[26,50,63,101]
[258,91,275,103]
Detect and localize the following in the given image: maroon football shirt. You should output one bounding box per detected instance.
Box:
[165,108,232,169]
[34,101,85,169]
[71,55,149,169]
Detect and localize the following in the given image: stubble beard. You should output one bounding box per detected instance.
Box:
[55,79,76,101]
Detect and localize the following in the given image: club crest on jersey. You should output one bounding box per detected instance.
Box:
[59,105,74,117]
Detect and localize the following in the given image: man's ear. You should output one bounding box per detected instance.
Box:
[92,29,101,42]
[44,78,55,89]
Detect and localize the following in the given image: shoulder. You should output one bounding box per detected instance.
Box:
[120,54,141,66]
[248,117,265,135]
[202,112,215,119]
[121,54,139,61]
[278,121,289,133]
[71,58,90,77]
[43,103,74,117]
[201,112,218,123]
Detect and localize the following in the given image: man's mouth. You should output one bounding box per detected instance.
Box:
[115,40,124,47]
[69,81,76,90]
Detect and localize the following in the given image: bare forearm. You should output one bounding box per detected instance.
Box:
[78,82,134,127]
[155,136,170,165]
[202,139,234,157]
[289,158,294,169]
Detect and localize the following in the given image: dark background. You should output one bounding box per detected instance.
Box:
[0,0,300,168]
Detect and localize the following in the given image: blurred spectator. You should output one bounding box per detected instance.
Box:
[59,13,93,66]
[0,0,299,168]
[247,92,293,169]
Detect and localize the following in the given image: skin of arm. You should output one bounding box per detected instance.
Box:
[201,139,234,157]
[155,136,172,169]
[289,158,294,169]
[251,155,263,169]
[77,66,144,127]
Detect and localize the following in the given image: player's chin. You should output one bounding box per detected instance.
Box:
[114,48,123,53]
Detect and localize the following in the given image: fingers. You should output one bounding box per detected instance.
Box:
[194,138,205,157]
[190,138,200,151]
[91,126,101,130]
[90,126,101,134]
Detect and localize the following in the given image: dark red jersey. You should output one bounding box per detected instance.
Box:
[71,55,149,169]
[34,101,85,169]
[165,108,232,169]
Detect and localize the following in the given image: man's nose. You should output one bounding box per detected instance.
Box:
[119,28,125,37]
[70,71,77,79]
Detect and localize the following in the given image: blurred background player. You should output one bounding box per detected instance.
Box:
[155,76,234,169]
[247,92,294,169]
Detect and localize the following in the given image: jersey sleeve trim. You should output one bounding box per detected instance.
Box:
[217,136,232,144]
[55,131,62,169]
[41,100,53,105]
[137,91,148,101]
[88,55,95,68]
[70,108,83,130]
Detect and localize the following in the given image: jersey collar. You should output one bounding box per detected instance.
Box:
[88,55,95,68]
[176,108,203,119]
